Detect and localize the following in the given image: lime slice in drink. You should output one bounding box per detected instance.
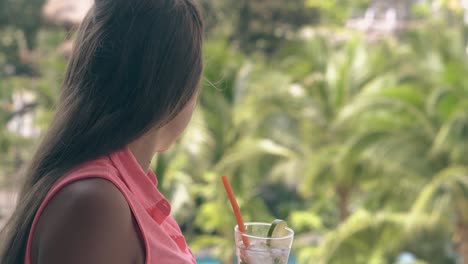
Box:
[267,219,289,247]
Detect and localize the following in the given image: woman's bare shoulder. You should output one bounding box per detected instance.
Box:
[32,178,143,264]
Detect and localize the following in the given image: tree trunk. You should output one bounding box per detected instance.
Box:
[455,206,468,264]
[336,186,350,222]
[236,0,251,53]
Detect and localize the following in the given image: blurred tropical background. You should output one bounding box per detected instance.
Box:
[0,0,468,263]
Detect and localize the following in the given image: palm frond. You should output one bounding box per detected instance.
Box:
[213,138,296,174]
[411,166,468,215]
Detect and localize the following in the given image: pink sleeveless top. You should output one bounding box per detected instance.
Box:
[25,146,196,264]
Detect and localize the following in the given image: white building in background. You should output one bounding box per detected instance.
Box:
[348,0,468,35]
[6,91,40,138]
[461,0,468,24]
[347,0,421,34]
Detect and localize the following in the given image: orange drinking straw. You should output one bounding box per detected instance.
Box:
[221,175,250,248]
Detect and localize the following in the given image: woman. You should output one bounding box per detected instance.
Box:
[0,0,203,263]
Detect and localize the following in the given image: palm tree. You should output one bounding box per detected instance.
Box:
[273,32,406,221]
[406,21,468,263]
[337,21,468,262]
[249,33,426,262]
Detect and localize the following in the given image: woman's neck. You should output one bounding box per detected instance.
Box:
[128,136,156,172]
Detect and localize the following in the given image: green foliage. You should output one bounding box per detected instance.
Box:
[0,0,47,49]
[306,0,371,24]
[202,0,320,54]
[0,29,66,184]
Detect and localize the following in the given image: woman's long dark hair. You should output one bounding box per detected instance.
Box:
[0,0,203,263]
